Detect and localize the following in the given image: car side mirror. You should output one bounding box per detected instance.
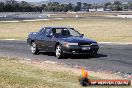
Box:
[80,34,84,37]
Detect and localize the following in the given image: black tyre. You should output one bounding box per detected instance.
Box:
[31,42,39,55]
[90,51,98,57]
[55,45,64,59]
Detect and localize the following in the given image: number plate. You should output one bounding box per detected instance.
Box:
[82,47,90,50]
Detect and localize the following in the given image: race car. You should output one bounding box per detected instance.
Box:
[27,27,99,59]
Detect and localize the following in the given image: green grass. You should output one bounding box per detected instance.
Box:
[0,57,80,88]
[0,57,131,88]
[0,17,132,42]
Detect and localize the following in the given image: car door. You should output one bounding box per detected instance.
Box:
[39,28,53,52]
[35,28,46,50]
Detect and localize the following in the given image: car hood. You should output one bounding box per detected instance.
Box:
[59,37,97,43]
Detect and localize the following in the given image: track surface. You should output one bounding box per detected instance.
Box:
[0,40,132,75]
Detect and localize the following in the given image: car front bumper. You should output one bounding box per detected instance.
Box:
[62,45,99,54]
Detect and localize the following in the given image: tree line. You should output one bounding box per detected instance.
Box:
[0,0,42,12]
[0,0,132,12]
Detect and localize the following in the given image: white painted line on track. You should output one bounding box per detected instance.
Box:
[23,19,50,22]
[0,19,50,23]
[0,21,20,23]
[99,42,132,45]
[54,18,63,20]
[0,39,19,41]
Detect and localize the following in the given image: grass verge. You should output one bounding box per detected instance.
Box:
[0,57,80,88]
[0,17,132,42]
[0,57,131,88]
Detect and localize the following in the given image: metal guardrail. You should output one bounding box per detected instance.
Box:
[0,12,48,20]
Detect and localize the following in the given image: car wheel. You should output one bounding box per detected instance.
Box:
[55,45,64,59]
[91,51,98,57]
[31,42,39,55]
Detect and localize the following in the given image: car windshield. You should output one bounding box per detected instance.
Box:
[52,28,81,37]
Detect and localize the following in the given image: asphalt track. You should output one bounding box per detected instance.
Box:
[0,40,132,76]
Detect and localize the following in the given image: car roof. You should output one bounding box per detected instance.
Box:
[45,26,73,29]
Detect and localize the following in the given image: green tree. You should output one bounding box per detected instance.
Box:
[4,0,18,12]
[61,4,68,12]
[76,2,82,11]
[52,2,60,12]
[73,6,80,12]
[19,1,31,12]
[77,2,82,7]
[82,3,87,10]
[112,1,122,11]
[105,2,111,7]
[67,3,73,11]
[0,2,4,12]
[42,4,47,12]
[87,4,92,9]
[104,2,112,11]
[122,3,129,11]
[47,2,53,12]
[128,2,132,10]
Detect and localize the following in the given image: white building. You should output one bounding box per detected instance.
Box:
[97,8,104,12]
[89,8,104,12]
[89,9,96,12]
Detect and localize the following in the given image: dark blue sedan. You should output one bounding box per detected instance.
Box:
[27,27,99,59]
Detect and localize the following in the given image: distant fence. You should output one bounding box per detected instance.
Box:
[0,12,48,20]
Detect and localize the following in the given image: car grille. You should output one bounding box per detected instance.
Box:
[78,43,92,46]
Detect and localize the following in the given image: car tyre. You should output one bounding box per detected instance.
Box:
[31,42,39,55]
[91,51,98,57]
[55,45,64,59]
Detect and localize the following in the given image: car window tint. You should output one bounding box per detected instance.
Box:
[39,28,45,33]
[45,29,51,35]
[56,29,62,34]
[69,28,80,36]
[61,29,70,36]
[52,28,80,37]
[52,28,62,35]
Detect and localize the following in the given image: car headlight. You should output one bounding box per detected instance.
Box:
[67,43,78,45]
[91,43,98,46]
[64,42,78,47]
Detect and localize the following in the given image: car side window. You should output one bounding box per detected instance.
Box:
[45,28,51,35]
[39,28,45,34]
